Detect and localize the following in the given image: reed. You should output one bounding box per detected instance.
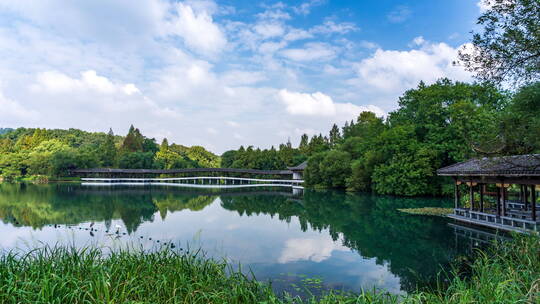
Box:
[410,235,540,303]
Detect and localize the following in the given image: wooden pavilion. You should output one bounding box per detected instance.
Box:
[437,154,540,233]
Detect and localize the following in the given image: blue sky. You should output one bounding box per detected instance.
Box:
[0,0,486,153]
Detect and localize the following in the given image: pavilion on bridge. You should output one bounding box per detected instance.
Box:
[437,154,540,233]
[288,161,307,180]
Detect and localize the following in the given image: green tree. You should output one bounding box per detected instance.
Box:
[0,153,29,179]
[307,134,329,156]
[185,146,220,168]
[118,152,155,169]
[27,139,72,176]
[0,138,13,153]
[458,0,540,84]
[220,150,237,168]
[346,150,384,192]
[319,150,352,188]
[371,126,440,196]
[299,134,309,154]
[304,153,325,187]
[50,149,81,177]
[329,124,341,147]
[142,138,159,154]
[121,125,144,153]
[160,138,169,151]
[100,128,117,167]
[501,82,540,153]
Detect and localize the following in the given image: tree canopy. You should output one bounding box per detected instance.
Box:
[458,0,540,85]
[0,126,219,180]
[222,79,538,196]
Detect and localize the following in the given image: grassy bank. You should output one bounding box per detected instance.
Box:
[0,236,538,303]
[397,207,454,217]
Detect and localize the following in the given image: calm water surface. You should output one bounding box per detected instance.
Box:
[0,183,478,295]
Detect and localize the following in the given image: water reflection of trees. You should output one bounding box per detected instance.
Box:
[0,184,469,292]
[0,184,216,233]
[220,190,467,292]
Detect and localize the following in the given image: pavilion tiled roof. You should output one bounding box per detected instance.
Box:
[287,161,307,171]
[437,154,540,177]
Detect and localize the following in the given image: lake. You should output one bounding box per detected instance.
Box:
[0,183,479,296]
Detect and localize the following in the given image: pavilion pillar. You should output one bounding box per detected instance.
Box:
[469,182,475,211]
[502,186,507,216]
[524,186,529,210]
[496,185,502,216]
[479,184,484,213]
[454,180,460,209]
[532,185,537,222]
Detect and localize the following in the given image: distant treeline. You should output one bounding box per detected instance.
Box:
[0,128,13,135]
[0,125,219,180]
[222,80,540,196]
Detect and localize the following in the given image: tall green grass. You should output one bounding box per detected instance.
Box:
[410,235,540,304]
[0,236,538,303]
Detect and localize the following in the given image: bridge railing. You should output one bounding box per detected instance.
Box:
[81,177,303,183]
[81,176,304,189]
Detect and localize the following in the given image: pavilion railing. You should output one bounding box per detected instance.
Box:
[452,208,539,232]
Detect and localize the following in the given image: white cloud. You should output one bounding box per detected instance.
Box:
[359,40,379,49]
[254,22,285,39]
[123,84,141,95]
[293,0,325,15]
[323,64,348,75]
[165,3,227,56]
[411,36,426,46]
[226,121,240,127]
[280,43,336,61]
[311,20,358,35]
[387,5,412,23]
[1,0,166,41]
[258,41,288,55]
[257,9,291,20]
[477,0,512,12]
[279,90,336,115]
[278,89,385,118]
[477,0,492,12]
[284,28,313,41]
[221,70,266,86]
[353,42,471,93]
[34,70,133,95]
[0,89,38,124]
[294,127,317,136]
[30,70,181,130]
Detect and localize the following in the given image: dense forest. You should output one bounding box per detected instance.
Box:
[0,125,219,181]
[221,80,540,196]
[222,0,540,196]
